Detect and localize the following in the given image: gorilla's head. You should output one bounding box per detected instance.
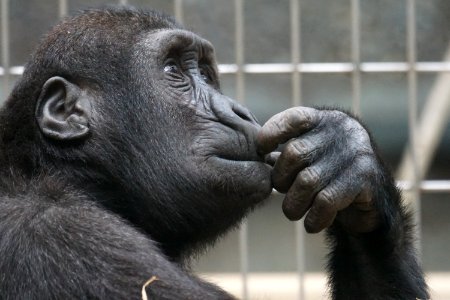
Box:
[0,7,272,256]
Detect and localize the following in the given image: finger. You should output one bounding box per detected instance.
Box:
[304,178,363,234]
[272,131,327,193]
[264,151,281,166]
[257,107,321,155]
[282,166,325,221]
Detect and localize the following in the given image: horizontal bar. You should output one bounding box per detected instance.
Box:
[361,62,409,72]
[414,62,450,72]
[397,180,450,192]
[219,63,353,73]
[218,62,450,74]
[271,180,450,196]
[0,66,24,76]
[2,62,450,76]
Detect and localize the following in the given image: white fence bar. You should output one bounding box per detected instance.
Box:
[215,62,450,74]
[4,62,450,77]
[351,0,361,115]
[290,0,301,107]
[289,1,305,299]
[406,0,422,254]
[398,180,450,193]
[59,0,68,19]
[174,0,183,24]
[1,0,10,101]
[234,0,248,299]
[269,181,450,198]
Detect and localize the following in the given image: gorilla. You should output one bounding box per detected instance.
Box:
[0,7,428,300]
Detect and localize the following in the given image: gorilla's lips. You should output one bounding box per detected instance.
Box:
[204,137,272,202]
[207,155,272,200]
[215,146,265,163]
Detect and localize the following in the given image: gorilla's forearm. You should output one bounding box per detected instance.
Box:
[257,107,428,299]
[326,171,428,300]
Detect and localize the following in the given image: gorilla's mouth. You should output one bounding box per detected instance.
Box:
[215,150,265,164]
[203,151,268,175]
[212,126,265,164]
[205,154,272,202]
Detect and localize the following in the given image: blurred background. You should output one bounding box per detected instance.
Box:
[1,0,449,299]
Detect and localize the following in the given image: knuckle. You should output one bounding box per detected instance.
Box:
[298,109,314,127]
[316,188,338,207]
[355,155,371,168]
[291,107,318,128]
[297,167,319,188]
[284,140,308,160]
[304,215,317,232]
[331,110,348,120]
[354,155,376,173]
[323,110,359,131]
[321,109,347,122]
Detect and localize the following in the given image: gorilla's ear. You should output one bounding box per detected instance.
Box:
[36,76,92,141]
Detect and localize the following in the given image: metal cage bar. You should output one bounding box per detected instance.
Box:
[4,62,450,76]
[217,61,450,74]
[1,0,10,101]
[406,0,422,253]
[234,0,249,299]
[351,0,361,115]
[174,0,183,25]
[289,1,305,299]
[59,0,68,19]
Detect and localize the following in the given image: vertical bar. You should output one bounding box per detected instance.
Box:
[1,0,9,102]
[406,0,421,253]
[290,0,301,107]
[235,1,248,299]
[59,0,68,19]
[239,221,249,300]
[351,0,361,115]
[235,0,245,104]
[290,1,305,300]
[174,0,183,24]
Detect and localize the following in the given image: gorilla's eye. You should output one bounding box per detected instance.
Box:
[163,62,180,74]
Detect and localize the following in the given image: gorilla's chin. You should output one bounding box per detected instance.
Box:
[206,156,273,203]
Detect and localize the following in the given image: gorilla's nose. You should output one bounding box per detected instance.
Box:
[211,94,264,161]
[231,101,259,126]
[211,94,260,130]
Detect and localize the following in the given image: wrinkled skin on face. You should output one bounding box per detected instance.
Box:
[135,30,272,196]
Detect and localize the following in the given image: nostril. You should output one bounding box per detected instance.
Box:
[235,109,252,122]
[232,103,258,124]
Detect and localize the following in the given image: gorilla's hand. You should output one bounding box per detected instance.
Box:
[257,107,381,234]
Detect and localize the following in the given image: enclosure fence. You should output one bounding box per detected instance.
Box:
[1,0,450,299]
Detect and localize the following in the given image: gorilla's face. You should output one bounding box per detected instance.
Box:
[132,29,272,202]
[102,29,273,244]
